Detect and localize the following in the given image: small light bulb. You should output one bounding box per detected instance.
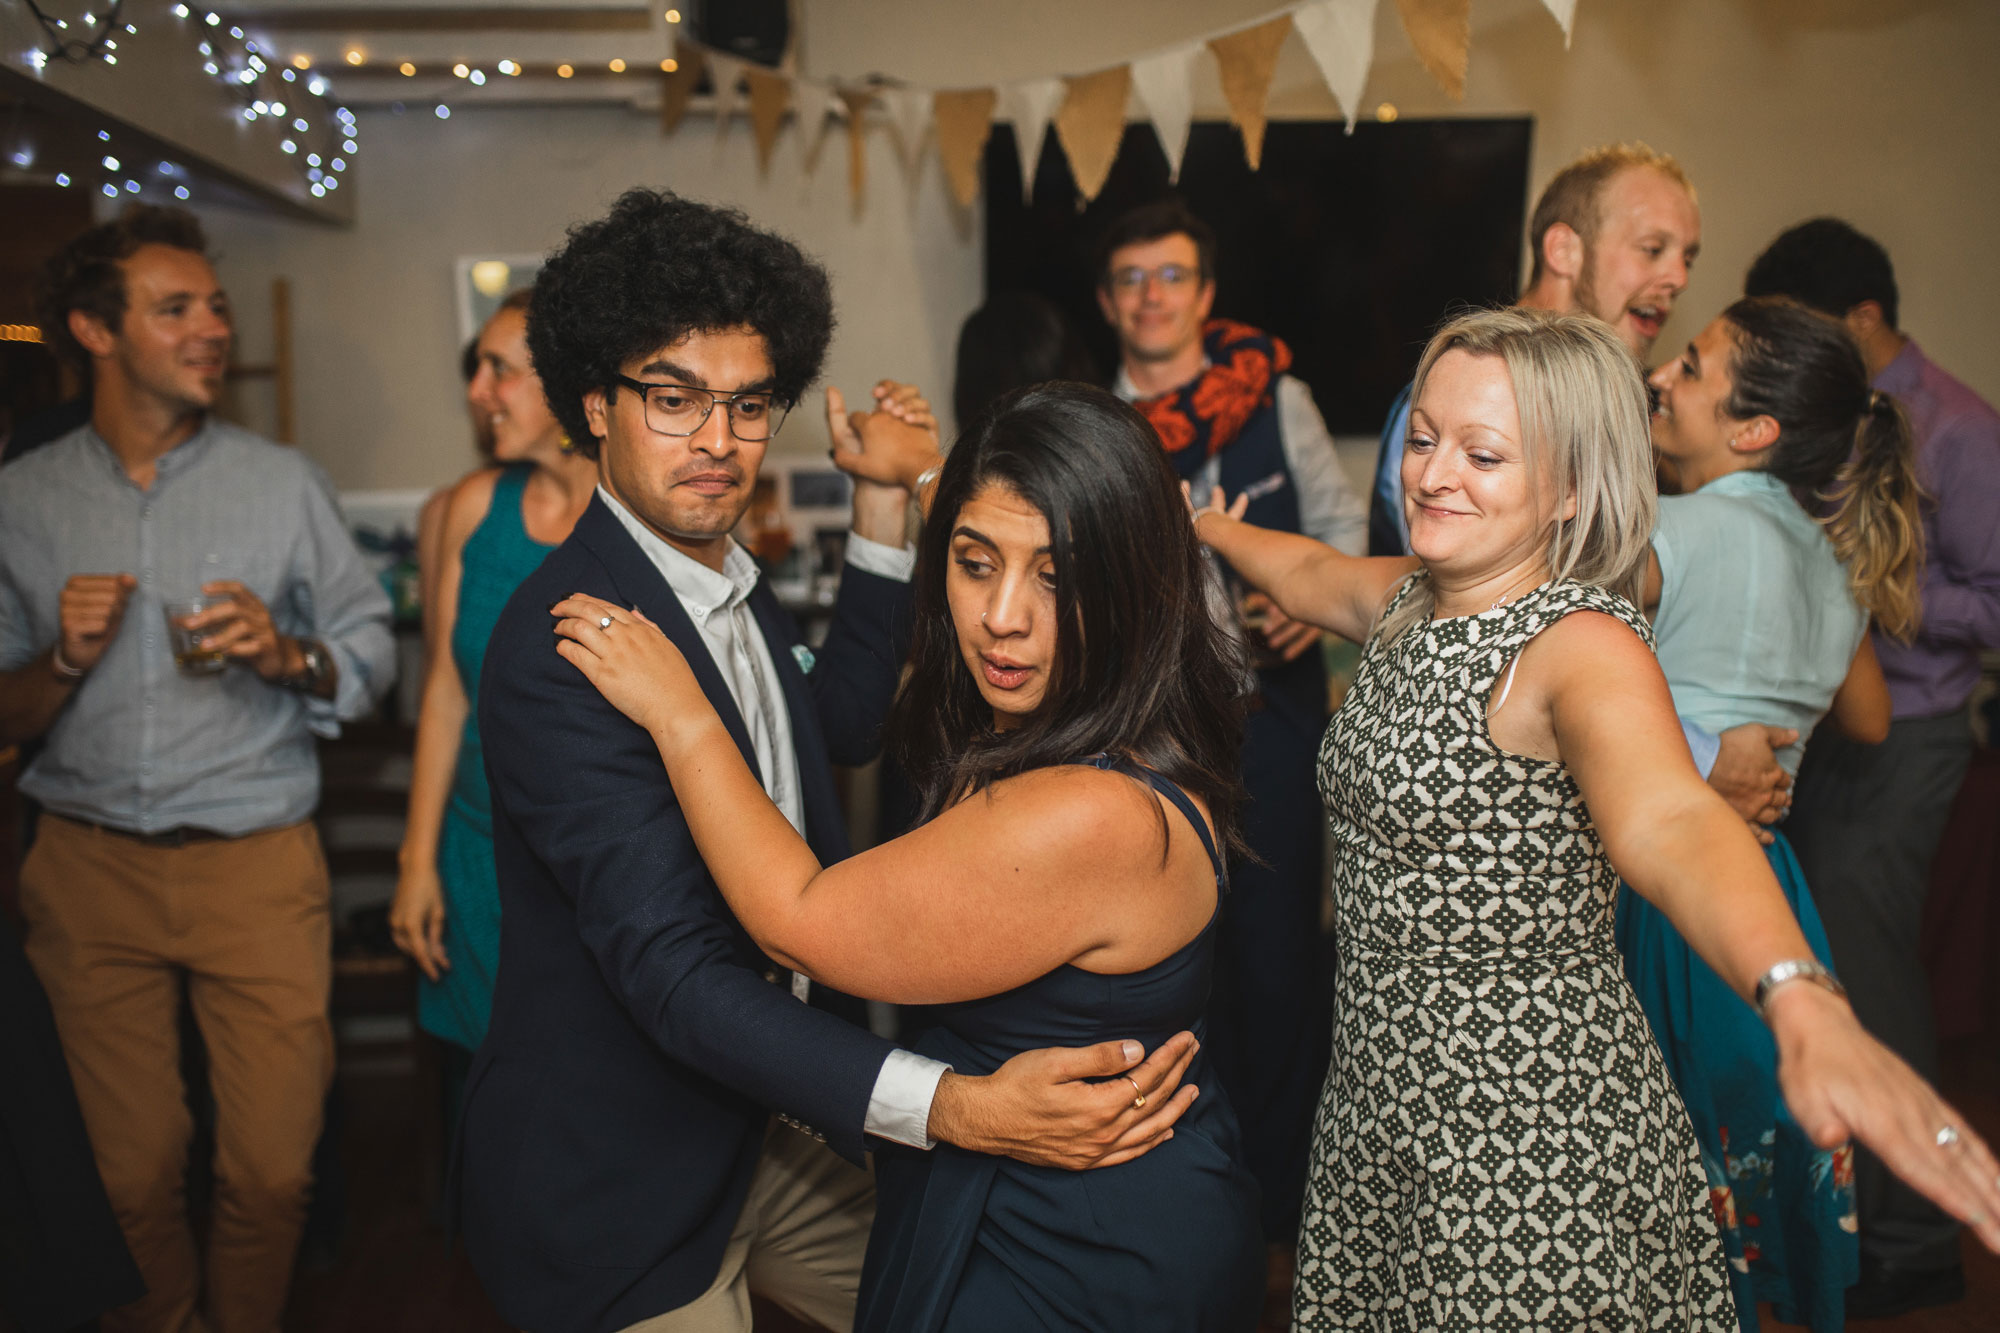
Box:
[311,182,325,197]
[293,118,308,132]
[331,157,346,171]
[252,100,268,113]
[281,139,296,153]
[97,130,111,141]
[173,4,190,17]
[57,172,71,186]
[556,63,573,78]
[661,58,677,72]
[102,154,120,170]
[271,101,286,115]
[666,8,682,22]
[103,183,118,197]
[608,57,626,73]
[174,185,190,199]
[452,63,468,78]
[204,62,218,75]
[398,63,414,77]
[469,69,486,86]
[124,179,139,192]
[342,139,357,153]
[435,104,450,119]
[345,49,364,66]
[292,53,309,69]
[204,11,220,26]
[281,68,295,82]
[307,152,321,165]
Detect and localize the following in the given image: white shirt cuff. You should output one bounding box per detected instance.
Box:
[845,532,916,583]
[864,1048,950,1149]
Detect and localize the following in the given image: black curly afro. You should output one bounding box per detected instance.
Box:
[527,189,835,459]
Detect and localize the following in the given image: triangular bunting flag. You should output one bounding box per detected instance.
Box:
[1395,0,1470,100]
[995,77,1064,203]
[1054,66,1131,204]
[1293,0,1378,133]
[1540,0,1578,48]
[877,86,933,177]
[707,52,748,132]
[837,88,876,204]
[1129,44,1200,183]
[659,43,705,134]
[792,79,837,167]
[933,88,997,209]
[744,67,790,172]
[1208,14,1292,171]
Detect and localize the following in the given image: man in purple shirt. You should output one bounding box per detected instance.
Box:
[1747,218,2000,1320]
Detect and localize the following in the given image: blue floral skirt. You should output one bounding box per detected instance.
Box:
[1616,831,1858,1332]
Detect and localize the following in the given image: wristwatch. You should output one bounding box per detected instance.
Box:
[1753,958,1847,1020]
[284,637,334,694]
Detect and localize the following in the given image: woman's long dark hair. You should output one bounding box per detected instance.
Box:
[952,293,1099,431]
[885,381,1248,862]
[1721,296,1925,640]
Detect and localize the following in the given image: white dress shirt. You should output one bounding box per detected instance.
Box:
[597,486,946,1148]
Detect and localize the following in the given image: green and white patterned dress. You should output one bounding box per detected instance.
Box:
[1294,575,1735,1330]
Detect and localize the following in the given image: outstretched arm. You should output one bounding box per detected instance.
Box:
[1533,611,2000,1252]
[1190,488,1416,644]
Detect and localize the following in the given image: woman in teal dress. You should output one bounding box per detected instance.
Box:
[1624,295,1927,1330]
[389,290,597,1063]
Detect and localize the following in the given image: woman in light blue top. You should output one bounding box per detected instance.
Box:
[1623,295,1925,1331]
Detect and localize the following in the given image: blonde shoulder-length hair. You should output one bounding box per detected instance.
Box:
[1379,306,1658,644]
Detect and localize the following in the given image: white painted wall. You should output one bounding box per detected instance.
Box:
[199,0,2000,493]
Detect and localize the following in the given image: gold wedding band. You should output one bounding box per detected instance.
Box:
[1125,1075,1146,1110]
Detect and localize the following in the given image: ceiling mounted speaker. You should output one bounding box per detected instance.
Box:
[693,0,790,70]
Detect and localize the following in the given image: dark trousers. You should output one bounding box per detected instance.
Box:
[1207,705,1331,1244]
[1786,710,1974,1273]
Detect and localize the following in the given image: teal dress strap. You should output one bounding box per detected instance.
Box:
[421,463,557,1051]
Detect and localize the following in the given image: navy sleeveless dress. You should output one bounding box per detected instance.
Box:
[857,757,1264,1333]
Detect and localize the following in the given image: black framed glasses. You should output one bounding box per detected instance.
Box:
[612,375,789,442]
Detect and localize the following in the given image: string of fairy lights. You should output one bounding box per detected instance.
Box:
[15,1,357,205]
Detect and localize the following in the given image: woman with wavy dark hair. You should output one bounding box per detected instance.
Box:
[552,381,1263,1331]
[1622,294,1926,1330]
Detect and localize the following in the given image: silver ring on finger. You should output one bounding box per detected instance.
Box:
[598,615,614,630]
[1936,1124,1961,1149]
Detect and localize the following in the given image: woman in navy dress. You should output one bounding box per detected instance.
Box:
[554,382,1263,1332]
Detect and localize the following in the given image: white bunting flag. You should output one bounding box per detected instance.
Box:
[1129,44,1200,182]
[877,85,934,177]
[995,77,1064,202]
[706,52,747,134]
[1293,0,1379,133]
[1541,0,1578,47]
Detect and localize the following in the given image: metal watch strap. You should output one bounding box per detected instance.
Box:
[1753,958,1846,1020]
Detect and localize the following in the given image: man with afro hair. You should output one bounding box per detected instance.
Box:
[459,190,1199,1333]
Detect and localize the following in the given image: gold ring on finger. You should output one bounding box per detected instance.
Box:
[1124,1075,1145,1110]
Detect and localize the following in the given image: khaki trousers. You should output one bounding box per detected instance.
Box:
[620,1120,875,1333]
[20,815,334,1333]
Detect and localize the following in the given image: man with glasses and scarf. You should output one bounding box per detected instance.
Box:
[1096,197,1366,1292]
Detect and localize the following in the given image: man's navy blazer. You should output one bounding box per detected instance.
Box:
[458,495,912,1333]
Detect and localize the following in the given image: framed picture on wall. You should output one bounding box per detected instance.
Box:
[454,254,545,343]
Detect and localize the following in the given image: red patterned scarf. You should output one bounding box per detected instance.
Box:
[1131,319,1291,477]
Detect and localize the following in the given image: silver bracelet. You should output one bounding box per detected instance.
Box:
[50,643,87,680]
[1753,958,1846,1020]
[914,463,942,492]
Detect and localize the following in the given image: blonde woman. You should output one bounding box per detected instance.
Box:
[1193,308,2000,1328]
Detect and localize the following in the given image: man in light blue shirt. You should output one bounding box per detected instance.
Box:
[0,205,393,1333]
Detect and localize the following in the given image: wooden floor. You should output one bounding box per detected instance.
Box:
[286,1038,2000,1333]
